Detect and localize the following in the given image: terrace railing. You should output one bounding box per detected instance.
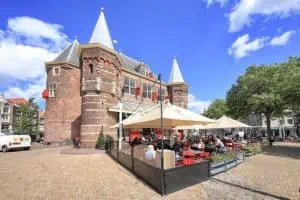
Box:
[105,136,210,195]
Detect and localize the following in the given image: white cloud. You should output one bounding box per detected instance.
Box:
[4,76,46,104]
[203,0,228,7]
[270,30,296,46]
[0,16,70,107]
[229,0,300,32]
[228,34,268,59]
[7,16,69,51]
[188,94,211,114]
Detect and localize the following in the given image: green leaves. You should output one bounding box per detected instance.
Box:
[204,99,228,119]
[15,97,39,135]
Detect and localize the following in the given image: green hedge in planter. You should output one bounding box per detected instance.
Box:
[210,152,236,163]
[242,145,262,155]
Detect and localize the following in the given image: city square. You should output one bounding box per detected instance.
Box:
[0,142,299,200]
[1,1,300,200]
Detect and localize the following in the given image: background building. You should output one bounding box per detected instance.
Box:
[44,8,188,147]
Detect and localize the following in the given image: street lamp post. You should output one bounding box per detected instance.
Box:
[158,74,164,195]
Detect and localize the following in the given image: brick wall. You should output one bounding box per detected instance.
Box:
[167,83,188,108]
[44,63,81,143]
[80,46,121,148]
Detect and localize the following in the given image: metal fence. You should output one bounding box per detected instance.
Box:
[106,136,210,195]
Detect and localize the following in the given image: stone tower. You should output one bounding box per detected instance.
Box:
[44,39,82,143]
[79,8,122,148]
[167,57,188,108]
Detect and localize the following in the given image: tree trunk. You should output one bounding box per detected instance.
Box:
[266,113,273,147]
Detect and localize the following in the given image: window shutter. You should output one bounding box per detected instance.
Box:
[135,87,141,96]
[42,89,49,99]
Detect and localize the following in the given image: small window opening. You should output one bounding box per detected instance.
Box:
[89,64,94,74]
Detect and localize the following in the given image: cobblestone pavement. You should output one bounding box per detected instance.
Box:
[0,143,299,200]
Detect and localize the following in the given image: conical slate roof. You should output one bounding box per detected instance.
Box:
[89,7,114,50]
[52,39,80,66]
[168,57,185,84]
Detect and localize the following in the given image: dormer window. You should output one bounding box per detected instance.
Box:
[53,66,60,76]
[136,65,150,77]
[89,64,94,74]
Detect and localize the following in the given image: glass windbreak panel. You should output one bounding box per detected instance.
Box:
[134,144,163,169]
[119,140,132,156]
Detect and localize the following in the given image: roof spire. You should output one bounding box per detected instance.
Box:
[168,56,185,84]
[89,7,114,50]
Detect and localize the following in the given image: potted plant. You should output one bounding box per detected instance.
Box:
[96,130,105,150]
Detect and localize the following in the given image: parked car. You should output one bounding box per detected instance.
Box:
[0,134,31,152]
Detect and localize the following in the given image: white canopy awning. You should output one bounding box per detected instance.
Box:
[200,115,250,129]
[111,103,216,129]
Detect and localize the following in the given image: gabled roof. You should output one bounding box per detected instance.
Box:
[89,8,114,50]
[52,39,80,66]
[168,57,185,84]
[8,98,28,105]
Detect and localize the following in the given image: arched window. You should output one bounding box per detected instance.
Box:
[89,64,94,74]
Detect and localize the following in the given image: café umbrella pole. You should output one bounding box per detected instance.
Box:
[159,74,164,195]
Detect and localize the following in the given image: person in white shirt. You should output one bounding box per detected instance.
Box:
[145,144,156,160]
[214,136,225,152]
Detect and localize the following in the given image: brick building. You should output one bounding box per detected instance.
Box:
[44,8,188,147]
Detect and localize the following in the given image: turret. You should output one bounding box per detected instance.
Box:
[79,8,122,147]
[167,57,188,108]
[44,39,82,143]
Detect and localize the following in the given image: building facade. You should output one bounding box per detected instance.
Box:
[44,8,189,147]
[261,110,297,138]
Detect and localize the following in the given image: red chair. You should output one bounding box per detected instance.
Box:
[183,152,195,165]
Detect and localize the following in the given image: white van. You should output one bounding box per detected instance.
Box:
[0,134,31,152]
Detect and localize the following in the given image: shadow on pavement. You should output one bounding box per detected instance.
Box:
[262,143,300,160]
[211,178,290,200]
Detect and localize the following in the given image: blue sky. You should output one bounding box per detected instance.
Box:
[1,0,300,112]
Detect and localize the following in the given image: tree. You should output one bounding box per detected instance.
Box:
[96,129,105,149]
[204,99,228,119]
[275,57,300,108]
[15,97,39,135]
[226,65,286,147]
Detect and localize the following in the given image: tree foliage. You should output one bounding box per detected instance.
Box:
[15,97,39,135]
[204,99,228,119]
[226,64,286,146]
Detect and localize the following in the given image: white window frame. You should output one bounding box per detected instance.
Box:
[49,83,57,98]
[1,115,9,122]
[123,77,136,95]
[53,66,61,76]
[3,107,9,113]
[142,84,152,99]
[1,124,9,130]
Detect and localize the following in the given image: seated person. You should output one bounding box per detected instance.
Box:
[214,136,226,153]
[205,140,215,153]
[173,140,181,161]
[191,139,205,151]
